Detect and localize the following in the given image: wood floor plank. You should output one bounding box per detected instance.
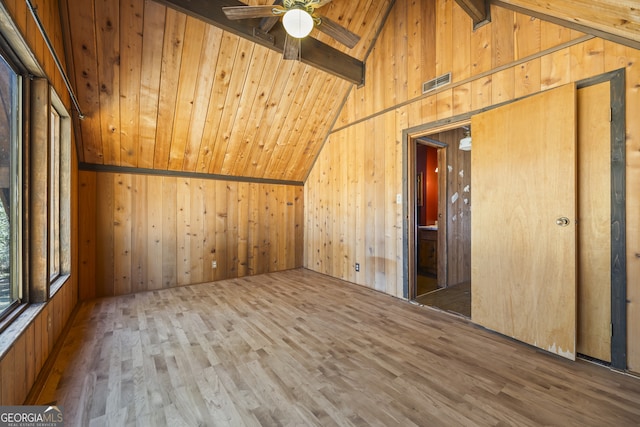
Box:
[38,269,640,426]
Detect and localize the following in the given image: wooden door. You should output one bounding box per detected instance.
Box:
[471,84,577,360]
[577,82,611,362]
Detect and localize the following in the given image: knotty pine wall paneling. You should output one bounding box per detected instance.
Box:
[132,174,148,291]
[153,8,186,170]
[306,0,640,372]
[94,0,120,165]
[0,0,79,405]
[137,0,165,169]
[0,222,77,405]
[144,175,163,288]
[79,172,304,298]
[496,0,640,45]
[114,174,133,295]
[79,172,97,300]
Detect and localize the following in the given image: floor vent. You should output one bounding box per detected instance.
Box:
[422,72,452,94]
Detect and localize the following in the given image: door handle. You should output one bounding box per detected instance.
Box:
[556,217,570,227]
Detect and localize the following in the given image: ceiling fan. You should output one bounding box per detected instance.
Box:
[222,0,360,60]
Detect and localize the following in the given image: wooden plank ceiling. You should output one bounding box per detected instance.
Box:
[60,0,640,182]
[493,0,640,49]
[61,0,392,182]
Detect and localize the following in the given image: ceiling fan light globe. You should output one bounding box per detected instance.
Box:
[282,9,314,38]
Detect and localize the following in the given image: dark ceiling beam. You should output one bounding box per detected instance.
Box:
[455,0,490,28]
[152,0,365,86]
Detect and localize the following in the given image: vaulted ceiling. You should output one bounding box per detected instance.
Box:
[60,0,393,182]
[59,0,640,183]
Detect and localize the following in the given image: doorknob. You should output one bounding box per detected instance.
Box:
[556,217,570,226]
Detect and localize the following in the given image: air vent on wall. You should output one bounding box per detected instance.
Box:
[422,72,452,94]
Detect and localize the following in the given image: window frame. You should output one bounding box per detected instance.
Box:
[48,88,70,297]
[0,39,24,323]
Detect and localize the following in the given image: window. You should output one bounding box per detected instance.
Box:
[0,51,21,317]
[49,91,70,292]
[49,107,60,280]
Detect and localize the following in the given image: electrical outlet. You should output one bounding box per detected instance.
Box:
[355,263,360,272]
[212,260,217,269]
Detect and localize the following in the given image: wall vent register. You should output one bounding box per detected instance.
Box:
[422,72,452,94]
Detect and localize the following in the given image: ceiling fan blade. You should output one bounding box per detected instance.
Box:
[316,15,360,48]
[260,0,283,32]
[222,5,279,20]
[283,34,300,60]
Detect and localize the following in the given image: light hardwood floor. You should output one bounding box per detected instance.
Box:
[36,269,640,426]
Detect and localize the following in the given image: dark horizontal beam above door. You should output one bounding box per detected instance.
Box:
[152,0,365,86]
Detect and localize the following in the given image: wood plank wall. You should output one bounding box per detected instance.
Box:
[305,0,640,372]
[0,267,77,405]
[0,0,79,405]
[79,171,304,299]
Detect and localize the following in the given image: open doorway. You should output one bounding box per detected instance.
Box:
[414,139,443,295]
[403,70,626,369]
[408,126,471,318]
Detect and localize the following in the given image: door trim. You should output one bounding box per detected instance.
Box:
[403,122,468,300]
[577,68,627,370]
